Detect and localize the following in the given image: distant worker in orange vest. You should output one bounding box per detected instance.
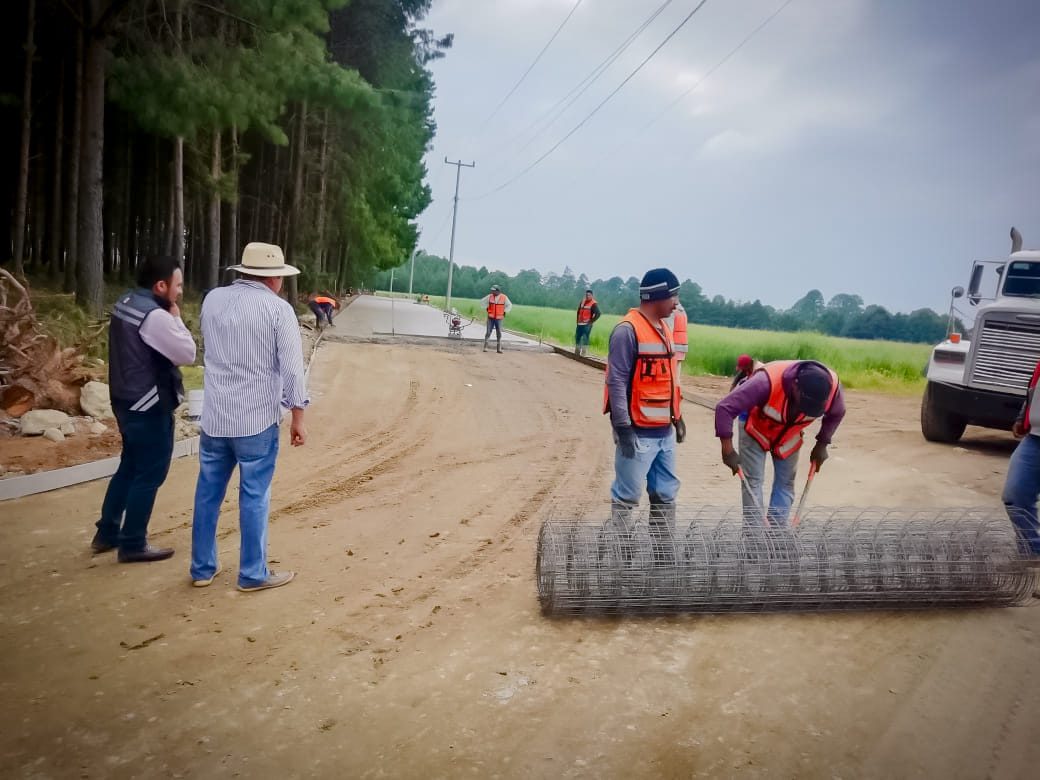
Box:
[574,288,601,356]
[730,354,761,390]
[665,302,688,387]
[715,360,846,525]
[307,292,338,328]
[480,284,512,353]
[604,268,687,559]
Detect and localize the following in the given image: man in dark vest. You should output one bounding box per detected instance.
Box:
[91,255,197,562]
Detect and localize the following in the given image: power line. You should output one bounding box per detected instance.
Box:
[641,0,795,134]
[469,0,711,200]
[505,0,675,158]
[549,0,796,195]
[483,0,585,126]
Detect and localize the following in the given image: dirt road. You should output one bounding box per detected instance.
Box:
[1,337,1037,778]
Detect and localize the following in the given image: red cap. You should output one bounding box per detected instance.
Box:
[737,354,753,370]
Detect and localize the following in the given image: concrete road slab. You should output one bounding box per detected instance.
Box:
[333,294,539,345]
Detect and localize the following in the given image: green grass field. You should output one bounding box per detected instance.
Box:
[414,295,931,395]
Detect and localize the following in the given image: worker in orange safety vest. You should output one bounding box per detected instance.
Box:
[604,268,686,562]
[665,302,688,388]
[479,284,512,353]
[307,292,339,328]
[574,288,601,356]
[715,360,846,525]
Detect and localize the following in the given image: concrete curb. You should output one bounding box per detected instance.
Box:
[0,435,201,502]
[1,325,328,503]
[547,345,718,412]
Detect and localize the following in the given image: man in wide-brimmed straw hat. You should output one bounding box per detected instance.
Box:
[189,242,308,592]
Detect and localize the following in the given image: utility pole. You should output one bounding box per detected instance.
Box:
[444,157,475,312]
[407,247,419,295]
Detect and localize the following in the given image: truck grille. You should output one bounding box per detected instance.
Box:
[969,319,1040,392]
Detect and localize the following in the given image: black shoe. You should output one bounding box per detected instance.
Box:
[118,545,175,563]
[91,532,117,554]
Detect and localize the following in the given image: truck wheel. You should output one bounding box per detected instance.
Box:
[921,382,967,443]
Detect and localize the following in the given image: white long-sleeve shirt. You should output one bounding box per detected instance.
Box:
[200,280,310,438]
[138,308,197,366]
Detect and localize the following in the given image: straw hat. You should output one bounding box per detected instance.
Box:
[228,242,300,277]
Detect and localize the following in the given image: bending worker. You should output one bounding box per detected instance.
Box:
[1002,360,1040,558]
[715,360,845,525]
[480,284,512,353]
[574,288,601,356]
[604,268,687,557]
[307,292,338,328]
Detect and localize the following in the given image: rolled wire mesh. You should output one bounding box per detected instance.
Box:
[536,506,1038,615]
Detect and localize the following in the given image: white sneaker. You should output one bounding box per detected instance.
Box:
[192,564,222,588]
[237,571,296,593]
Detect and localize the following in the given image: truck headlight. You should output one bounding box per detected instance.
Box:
[933,349,966,365]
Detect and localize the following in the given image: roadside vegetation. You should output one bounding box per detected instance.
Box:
[414,295,930,394]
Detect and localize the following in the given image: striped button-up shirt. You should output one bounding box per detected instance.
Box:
[200,280,310,438]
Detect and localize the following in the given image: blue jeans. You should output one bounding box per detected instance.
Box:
[1002,433,1040,555]
[485,318,503,339]
[611,430,680,506]
[191,424,280,587]
[96,403,175,551]
[575,324,592,348]
[739,427,799,526]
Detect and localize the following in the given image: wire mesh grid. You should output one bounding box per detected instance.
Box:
[536,506,1038,615]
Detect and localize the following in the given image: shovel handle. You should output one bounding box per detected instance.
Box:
[737,467,769,527]
[791,463,818,528]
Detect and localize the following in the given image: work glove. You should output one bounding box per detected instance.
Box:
[810,441,829,471]
[614,425,638,459]
[722,449,741,475]
[673,417,686,444]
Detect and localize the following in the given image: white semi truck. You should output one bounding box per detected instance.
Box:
[922,228,1040,442]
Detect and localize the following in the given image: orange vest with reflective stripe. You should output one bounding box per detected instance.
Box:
[603,310,682,427]
[487,294,507,319]
[744,361,838,459]
[314,296,336,306]
[672,308,688,359]
[577,298,597,324]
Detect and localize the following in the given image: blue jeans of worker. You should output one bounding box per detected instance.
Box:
[191,424,279,587]
[739,426,799,526]
[611,430,680,507]
[1001,433,1040,556]
[575,324,592,349]
[485,318,503,339]
[96,403,175,551]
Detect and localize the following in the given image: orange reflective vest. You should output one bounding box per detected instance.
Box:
[582,299,599,324]
[577,298,597,324]
[313,296,336,306]
[487,294,508,319]
[744,361,838,459]
[672,307,688,359]
[603,310,682,427]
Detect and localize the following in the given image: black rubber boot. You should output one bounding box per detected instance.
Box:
[648,496,676,565]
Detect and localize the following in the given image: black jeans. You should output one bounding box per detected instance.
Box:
[96,402,175,551]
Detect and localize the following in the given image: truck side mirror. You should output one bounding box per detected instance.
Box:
[951,286,964,299]
[967,265,984,306]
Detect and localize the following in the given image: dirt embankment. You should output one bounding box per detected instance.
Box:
[0,340,1036,778]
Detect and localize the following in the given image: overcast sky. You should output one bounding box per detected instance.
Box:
[416,0,1039,314]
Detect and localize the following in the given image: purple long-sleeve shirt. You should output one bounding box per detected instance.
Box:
[714,361,846,444]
